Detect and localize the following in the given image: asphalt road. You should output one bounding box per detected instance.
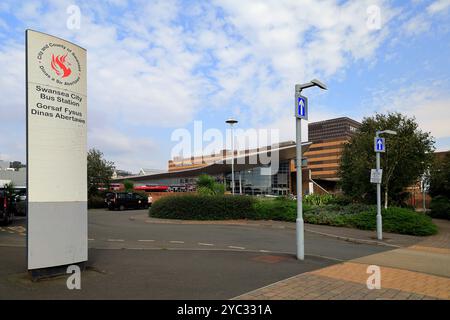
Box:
[86,209,389,261]
[0,209,393,299]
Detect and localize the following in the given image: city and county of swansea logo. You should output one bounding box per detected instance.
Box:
[36,42,82,86]
[51,53,72,78]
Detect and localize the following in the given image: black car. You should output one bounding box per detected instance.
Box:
[0,190,14,225]
[105,192,150,211]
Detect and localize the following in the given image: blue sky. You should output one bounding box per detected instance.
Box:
[0,0,449,172]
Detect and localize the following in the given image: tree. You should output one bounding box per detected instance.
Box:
[3,182,15,196]
[339,112,435,207]
[428,153,450,198]
[123,180,134,192]
[196,174,225,195]
[87,148,115,197]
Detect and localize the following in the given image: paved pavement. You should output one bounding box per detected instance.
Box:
[1,209,448,299]
[0,246,336,299]
[234,219,450,300]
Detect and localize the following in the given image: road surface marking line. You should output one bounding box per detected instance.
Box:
[170,241,185,244]
[198,243,214,246]
[228,246,245,250]
[138,239,155,242]
[88,239,95,241]
[107,239,124,242]
[259,250,270,253]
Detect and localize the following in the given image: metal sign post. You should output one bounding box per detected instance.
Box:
[294,80,327,261]
[374,134,384,240]
[295,92,307,260]
[373,130,396,241]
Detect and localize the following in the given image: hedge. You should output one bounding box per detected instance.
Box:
[252,197,311,221]
[149,195,438,236]
[345,207,437,236]
[428,196,450,220]
[149,195,257,220]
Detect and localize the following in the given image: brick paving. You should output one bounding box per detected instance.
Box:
[234,262,449,300]
[138,210,450,300]
[415,219,450,250]
[234,219,450,300]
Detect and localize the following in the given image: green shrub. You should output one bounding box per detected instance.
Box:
[306,203,374,216]
[346,207,438,236]
[429,196,450,220]
[330,194,353,206]
[253,197,298,221]
[196,174,225,196]
[123,180,134,192]
[88,195,106,209]
[303,194,334,206]
[150,195,437,236]
[150,195,312,221]
[150,195,256,220]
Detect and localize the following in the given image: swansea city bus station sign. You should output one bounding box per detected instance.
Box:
[26,30,87,272]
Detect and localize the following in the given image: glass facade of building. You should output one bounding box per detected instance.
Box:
[225,160,291,195]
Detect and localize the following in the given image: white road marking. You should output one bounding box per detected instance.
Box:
[169,241,185,244]
[88,239,95,241]
[259,250,270,253]
[198,243,214,246]
[107,239,124,242]
[138,239,155,242]
[228,246,245,250]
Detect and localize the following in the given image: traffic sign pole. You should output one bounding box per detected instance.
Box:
[294,80,327,261]
[296,114,304,260]
[376,144,382,240]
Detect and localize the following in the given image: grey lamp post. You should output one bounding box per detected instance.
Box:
[294,79,327,260]
[226,118,238,195]
[375,129,397,240]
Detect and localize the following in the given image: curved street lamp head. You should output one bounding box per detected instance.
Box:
[377,129,397,136]
[296,79,327,92]
[310,79,327,90]
[226,118,238,125]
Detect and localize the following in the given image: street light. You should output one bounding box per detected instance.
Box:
[421,161,429,212]
[295,79,327,260]
[226,118,238,195]
[375,129,397,240]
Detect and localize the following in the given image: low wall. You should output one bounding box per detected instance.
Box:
[144,191,197,202]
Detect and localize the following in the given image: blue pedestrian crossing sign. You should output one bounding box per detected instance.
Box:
[295,94,308,120]
[374,137,385,153]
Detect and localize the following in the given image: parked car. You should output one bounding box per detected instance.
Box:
[105,192,151,211]
[0,190,14,225]
[13,194,27,216]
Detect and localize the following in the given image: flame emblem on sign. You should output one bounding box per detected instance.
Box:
[50,53,72,78]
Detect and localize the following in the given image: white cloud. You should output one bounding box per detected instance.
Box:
[401,0,450,36]
[402,14,431,35]
[366,82,450,140]
[2,0,447,169]
[89,127,167,171]
[427,0,450,15]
